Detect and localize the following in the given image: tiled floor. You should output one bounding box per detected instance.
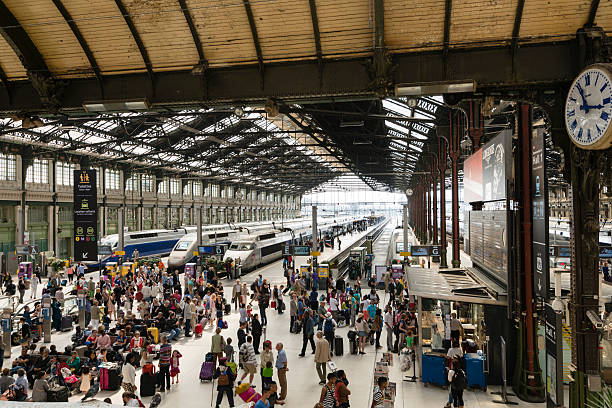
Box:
[4,225,545,407]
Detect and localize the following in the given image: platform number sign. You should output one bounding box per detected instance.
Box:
[565,64,612,150]
[73,169,98,262]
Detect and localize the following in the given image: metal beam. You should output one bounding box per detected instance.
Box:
[178,0,206,65]
[242,0,264,82]
[51,0,103,93]
[113,0,154,83]
[511,0,525,75]
[442,0,452,79]
[308,0,323,81]
[0,41,579,113]
[0,65,9,93]
[587,0,600,26]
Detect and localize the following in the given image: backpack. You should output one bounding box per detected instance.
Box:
[324,318,334,333]
[451,369,467,391]
[217,366,230,386]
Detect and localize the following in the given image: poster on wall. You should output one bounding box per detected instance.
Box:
[73,169,98,262]
[532,128,549,299]
[463,149,483,204]
[482,130,511,201]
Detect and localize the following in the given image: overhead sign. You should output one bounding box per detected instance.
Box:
[409,246,429,256]
[74,169,98,262]
[310,251,321,257]
[532,128,549,299]
[97,245,112,256]
[601,247,612,259]
[282,245,292,256]
[114,250,125,256]
[293,245,311,256]
[198,245,215,255]
[14,245,29,255]
[549,246,571,258]
[30,245,39,256]
[399,251,411,257]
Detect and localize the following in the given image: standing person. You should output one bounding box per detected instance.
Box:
[232,280,241,310]
[210,327,225,367]
[258,286,269,326]
[252,314,263,354]
[17,278,25,304]
[450,313,462,342]
[237,321,247,348]
[322,313,336,353]
[158,335,172,392]
[355,314,368,355]
[121,354,137,393]
[275,343,288,402]
[239,336,257,385]
[299,310,316,357]
[183,297,193,337]
[337,238,341,251]
[289,295,298,333]
[314,332,331,386]
[335,370,351,408]
[384,306,394,352]
[373,309,383,350]
[30,273,38,299]
[371,376,388,408]
[317,372,337,408]
[213,357,235,408]
[260,341,275,390]
[448,359,466,408]
[170,350,182,384]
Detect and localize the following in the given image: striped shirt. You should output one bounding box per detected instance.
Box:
[159,343,172,366]
[372,386,383,406]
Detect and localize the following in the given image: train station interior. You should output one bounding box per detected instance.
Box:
[0,1,611,407]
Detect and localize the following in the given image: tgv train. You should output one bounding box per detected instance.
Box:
[167,219,307,270]
[86,227,197,269]
[223,217,378,271]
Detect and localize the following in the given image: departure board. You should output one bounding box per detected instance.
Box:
[469,210,508,285]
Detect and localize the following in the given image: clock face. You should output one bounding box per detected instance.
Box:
[565,67,612,148]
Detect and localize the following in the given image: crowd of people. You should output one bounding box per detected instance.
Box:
[0,242,472,408]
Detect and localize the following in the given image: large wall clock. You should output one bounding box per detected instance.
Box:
[565,64,612,150]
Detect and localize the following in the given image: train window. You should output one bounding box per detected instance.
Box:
[260,243,281,257]
[175,241,191,250]
[258,233,276,240]
[230,242,254,250]
[129,232,158,239]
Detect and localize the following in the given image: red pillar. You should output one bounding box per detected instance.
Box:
[449,110,461,268]
[431,157,439,245]
[426,180,431,243]
[438,135,448,268]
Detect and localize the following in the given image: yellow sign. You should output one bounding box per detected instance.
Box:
[193,251,199,257]
[115,250,125,256]
[310,251,321,257]
[318,264,329,278]
[399,251,411,257]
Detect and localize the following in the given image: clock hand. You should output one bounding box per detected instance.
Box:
[586,104,605,110]
[577,84,590,113]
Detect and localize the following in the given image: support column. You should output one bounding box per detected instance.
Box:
[152,205,158,229]
[449,111,461,267]
[568,145,603,407]
[514,104,545,401]
[403,204,409,261]
[117,207,124,252]
[427,178,432,243]
[438,134,448,268]
[432,158,439,246]
[136,205,143,230]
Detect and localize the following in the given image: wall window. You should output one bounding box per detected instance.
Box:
[28,206,45,223]
[170,179,180,195]
[193,182,202,196]
[95,168,101,189]
[56,162,77,186]
[226,185,233,198]
[104,169,120,190]
[211,184,219,197]
[158,179,168,195]
[220,186,226,198]
[26,159,49,184]
[0,154,16,181]
[141,174,154,193]
[125,175,138,191]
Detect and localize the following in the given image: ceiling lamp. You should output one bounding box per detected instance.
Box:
[406,98,418,108]
[395,80,476,96]
[83,99,150,112]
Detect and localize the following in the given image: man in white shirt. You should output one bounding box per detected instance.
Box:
[329,297,339,321]
[142,284,152,303]
[384,306,394,351]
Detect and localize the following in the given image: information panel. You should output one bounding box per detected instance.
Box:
[468,210,508,285]
[293,245,311,256]
[73,169,97,261]
[532,128,549,299]
[545,304,563,407]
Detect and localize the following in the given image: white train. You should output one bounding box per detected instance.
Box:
[166,219,306,270]
[223,217,376,271]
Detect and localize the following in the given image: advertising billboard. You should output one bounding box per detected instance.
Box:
[463,149,483,204]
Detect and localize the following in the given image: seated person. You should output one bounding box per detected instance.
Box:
[155,312,166,333]
[129,331,144,351]
[0,368,15,393]
[96,349,108,366]
[10,369,28,401]
[165,312,180,342]
[113,329,128,351]
[19,318,31,342]
[96,329,111,351]
[67,351,81,372]
[84,329,98,347]
[48,345,59,357]
[10,347,32,375]
[28,349,51,386]
[87,350,98,369]
[31,371,49,402]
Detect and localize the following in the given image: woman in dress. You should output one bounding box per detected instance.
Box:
[170,350,182,384]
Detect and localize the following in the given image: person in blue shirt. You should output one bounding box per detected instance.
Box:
[22,306,32,326]
[299,310,315,357]
[297,299,304,320]
[311,271,319,291]
[309,290,319,310]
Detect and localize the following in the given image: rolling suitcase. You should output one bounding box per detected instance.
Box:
[61,315,72,332]
[224,304,231,315]
[292,320,302,334]
[100,364,122,391]
[349,339,357,355]
[140,373,157,397]
[194,324,203,337]
[47,386,70,402]
[235,382,262,403]
[199,361,214,382]
[334,335,344,356]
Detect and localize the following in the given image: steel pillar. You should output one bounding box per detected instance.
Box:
[450,111,461,267]
[438,136,448,269]
[426,178,431,243]
[431,158,439,245]
[514,104,545,401]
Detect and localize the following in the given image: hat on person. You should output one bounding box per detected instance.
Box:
[326,312,332,318]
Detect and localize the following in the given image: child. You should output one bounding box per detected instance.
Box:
[80,366,91,394]
[84,329,97,347]
[170,350,182,384]
[262,361,274,388]
[224,338,234,362]
[406,329,415,354]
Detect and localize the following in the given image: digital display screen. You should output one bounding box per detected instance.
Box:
[293,246,311,256]
[198,246,214,255]
[601,247,612,259]
[410,246,429,256]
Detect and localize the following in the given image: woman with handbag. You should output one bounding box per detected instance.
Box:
[316,372,338,408]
